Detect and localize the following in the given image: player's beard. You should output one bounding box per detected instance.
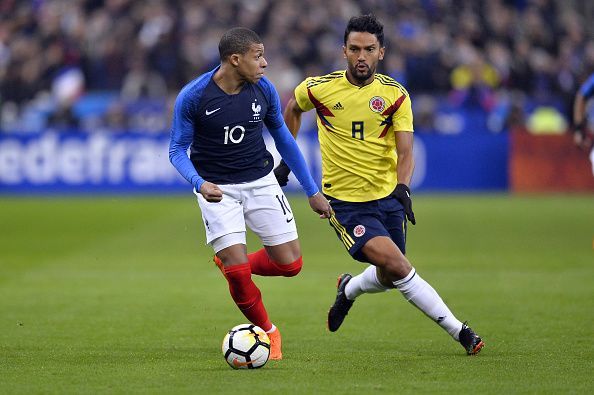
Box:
[350,62,374,84]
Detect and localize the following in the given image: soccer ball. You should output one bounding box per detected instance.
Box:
[222,324,270,369]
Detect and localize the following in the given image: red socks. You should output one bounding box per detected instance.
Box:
[248,248,303,277]
[223,263,272,332]
[220,250,303,332]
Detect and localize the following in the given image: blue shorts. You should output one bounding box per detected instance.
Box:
[326,194,407,263]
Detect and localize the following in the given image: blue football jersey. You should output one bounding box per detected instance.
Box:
[170,67,284,184]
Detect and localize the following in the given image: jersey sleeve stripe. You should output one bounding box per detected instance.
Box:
[378,94,406,138]
[381,94,406,117]
[306,73,344,88]
[307,88,336,131]
[375,75,409,96]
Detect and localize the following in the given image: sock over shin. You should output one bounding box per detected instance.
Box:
[393,267,463,340]
[345,265,390,300]
[248,248,302,277]
[223,263,272,331]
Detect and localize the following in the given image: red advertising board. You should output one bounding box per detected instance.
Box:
[510,130,594,192]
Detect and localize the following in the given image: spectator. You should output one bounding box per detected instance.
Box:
[121,55,167,101]
[0,0,593,133]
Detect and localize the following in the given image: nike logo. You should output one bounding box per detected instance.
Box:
[286,217,294,223]
[232,355,263,367]
[205,108,221,115]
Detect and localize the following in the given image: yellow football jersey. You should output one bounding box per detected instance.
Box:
[294,71,414,202]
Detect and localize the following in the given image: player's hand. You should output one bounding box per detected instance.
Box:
[573,126,586,146]
[308,192,333,219]
[200,181,223,203]
[273,159,291,187]
[393,183,416,225]
[573,126,592,151]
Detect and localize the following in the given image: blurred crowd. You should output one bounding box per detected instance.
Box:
[1,0,594,134]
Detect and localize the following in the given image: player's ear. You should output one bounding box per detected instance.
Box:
[229,54,240,67]
[379,47,385,61]
[342,45,347,59]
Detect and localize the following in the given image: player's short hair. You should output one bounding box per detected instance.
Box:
[344,14,384,47]
[219,27,262,61]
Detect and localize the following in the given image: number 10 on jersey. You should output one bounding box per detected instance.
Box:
[224,125,246,144]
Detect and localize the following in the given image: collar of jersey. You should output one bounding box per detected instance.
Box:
[342,71,377,90]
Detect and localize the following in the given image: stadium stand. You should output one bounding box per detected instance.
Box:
[1,0,593,134]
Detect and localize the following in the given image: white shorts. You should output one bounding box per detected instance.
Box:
[194,171,298,252]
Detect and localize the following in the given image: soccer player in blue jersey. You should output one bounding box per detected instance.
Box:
[169,27,333,360]
[573,72,594,176]
[275,15,484,355]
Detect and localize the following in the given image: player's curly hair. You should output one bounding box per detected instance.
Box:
[219,27,262,61]
[344,14,384,47]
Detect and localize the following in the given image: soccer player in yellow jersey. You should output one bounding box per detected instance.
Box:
[274,15,484,355]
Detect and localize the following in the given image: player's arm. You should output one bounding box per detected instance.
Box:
[390,89,416,223]
[573,74,594,149]
[263,78,331,217]
[168,92,222,202]
[284,95,305,137]
[268,122,332,218]
[573,90,588,148]
[395,131,414,185]
[393,131,416,224]
[273,95,305,186]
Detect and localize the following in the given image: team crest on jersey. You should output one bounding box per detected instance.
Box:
[250,99,262,122]
[353,225,366,237]
[369,96,386,113]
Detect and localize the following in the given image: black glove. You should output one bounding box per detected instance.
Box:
[273,159,291,187]
[393,183,416,225]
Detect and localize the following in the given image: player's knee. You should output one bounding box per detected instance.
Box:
[376,266,395,288]
[277,256,303,277]
[383,256,411,281]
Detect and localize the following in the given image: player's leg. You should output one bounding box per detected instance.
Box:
[232,239,303,277]
[240,172,304,359]
[346,195,461,335]
[243,172,303,278]
[362,236,483,354]
[326,199,392,331]
[362,236,462,334]
[246,242,301,360]
[245,212,301,361]
[341,194,408,300]
[375,196,482,354]
[337,200,406,302]
[214,241,302,277]
[197,186,275,345]
[213,239,272,333]
[326,196,483,354]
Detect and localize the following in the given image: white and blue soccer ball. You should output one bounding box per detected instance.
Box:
[222,324,270,369]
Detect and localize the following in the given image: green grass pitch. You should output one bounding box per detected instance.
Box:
[1,194,593,394]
